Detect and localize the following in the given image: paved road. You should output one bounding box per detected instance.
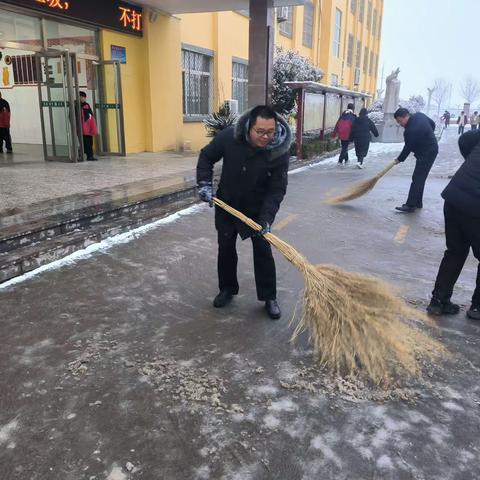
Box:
[1,127,479,480]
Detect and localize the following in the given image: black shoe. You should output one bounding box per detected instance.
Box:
[213,290,234,308]
[265,299,281,320]
[427,298,460,316]
[395,204,416,213]
[87,157,98,161]
[6,149,12,153]
[467,305,480,320]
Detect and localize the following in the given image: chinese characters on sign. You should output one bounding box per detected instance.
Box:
[36,0,69,10]
[119,6,142,32]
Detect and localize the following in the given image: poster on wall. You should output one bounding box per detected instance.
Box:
[111,45,127,65]
[0,50,14,89]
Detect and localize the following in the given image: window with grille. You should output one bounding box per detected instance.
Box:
[232,61,248,114]
[279,7,294,38]
[182,49,213,117]
[12,55,38,85]
[350,0,357,15]
[367,1,372,30]
[303,2,314,48]
[359,0,365,23]
[372,9,377,36]
[356,40,362,68]
[347,34,354,66]
[363,46,369,74]
[332,8,342,58]
[369,51,374,76]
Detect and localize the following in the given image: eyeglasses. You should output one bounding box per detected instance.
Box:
[252,128,276,138]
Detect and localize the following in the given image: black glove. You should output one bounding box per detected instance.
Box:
[253,220,271,237]
[197,181,213,206]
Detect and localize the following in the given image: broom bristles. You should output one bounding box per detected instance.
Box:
[212,197,446,385]
[326,160,397,205]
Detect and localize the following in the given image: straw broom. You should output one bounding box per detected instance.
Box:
[213,197,445,385]
[326,160,399,204]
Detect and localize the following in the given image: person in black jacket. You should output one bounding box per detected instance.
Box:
[350,108,379,169]
[196,105,292,320]
[427,130,480,320]
[393,108,438,213]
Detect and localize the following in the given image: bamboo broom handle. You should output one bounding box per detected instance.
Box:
[375,160,398,180]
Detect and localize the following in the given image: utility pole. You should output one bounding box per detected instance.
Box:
[426,87,435,116]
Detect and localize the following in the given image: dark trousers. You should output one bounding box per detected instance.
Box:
[433,202,480,307]
[83,135,94,159]
[472,124,478,131]
[0,128,12,151]
[217,228,277,301]
[458,125,465,135]
[338,140,350,163]
[405,154,436,208]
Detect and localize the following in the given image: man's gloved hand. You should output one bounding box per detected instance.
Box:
[197,181,213,206]
[253,220,271,237]
[394,158,402,164]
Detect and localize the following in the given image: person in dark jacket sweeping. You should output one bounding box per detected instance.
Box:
[333,103,356,164]
[393,108,438,213]
[427,130,480,320]
[196,105,292,319]
[350,108,379,169]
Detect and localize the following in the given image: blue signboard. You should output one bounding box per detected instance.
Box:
[111,45,127,64]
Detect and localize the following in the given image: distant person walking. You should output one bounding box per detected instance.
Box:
[350,108,379,169]
[457,111,468,135]
[470,111,478,131]
[441,110,451,128]
[0,91,12,153]
[333,103,356,165]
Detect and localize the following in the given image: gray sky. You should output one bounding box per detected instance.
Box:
[378,0,480,110]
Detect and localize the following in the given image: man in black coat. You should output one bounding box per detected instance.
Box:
[427,130,480,320]
[196,105,292,319]
[394,108,438,213]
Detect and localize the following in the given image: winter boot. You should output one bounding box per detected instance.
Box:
[427,297,460,316]
[466,305,480,320]
[213,290,234,308]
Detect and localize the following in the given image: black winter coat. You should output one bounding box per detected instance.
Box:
[196,110,292,239]
[350,116,379,158]
[442,132,480,218]
[397,112,438,162]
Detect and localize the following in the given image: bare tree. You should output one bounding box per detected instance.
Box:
[460,75,480,104]
[431,78,451,115]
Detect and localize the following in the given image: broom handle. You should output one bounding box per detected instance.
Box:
[374,160,398,180]
[213,197,263,233]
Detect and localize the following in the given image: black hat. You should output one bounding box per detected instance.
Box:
[458,130,480,159]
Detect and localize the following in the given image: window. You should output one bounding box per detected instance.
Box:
[372,9,377,36]
[347,34,354,66]
[375,54,379,77]
[303,2,314,48]
[331,74,339,87]
[363,46,369,74]
[182,48,213,118]
[377,14,382,36]
[359,0,365,23]
[232,61,248,114]
[356,40,362,68]
[369,50,374,76]
[11,55,38,85]
[367,1,372,30]
[350,0,357,15]
[332,8,342,58]
[279,7,294,38]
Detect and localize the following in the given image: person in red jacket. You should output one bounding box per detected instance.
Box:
[333,103,356,164]
[79,91,98,161]
[0,92,12,153]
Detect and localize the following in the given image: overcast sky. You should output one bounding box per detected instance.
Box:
[378,0,480,110]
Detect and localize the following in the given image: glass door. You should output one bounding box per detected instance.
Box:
[94,60,125,156]
[36,51,80,162]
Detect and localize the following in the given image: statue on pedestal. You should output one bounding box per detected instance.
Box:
[383,68,401,114]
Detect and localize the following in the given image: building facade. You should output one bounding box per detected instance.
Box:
[0,0,383,158]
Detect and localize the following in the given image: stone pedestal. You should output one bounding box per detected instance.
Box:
[374,113,404,143]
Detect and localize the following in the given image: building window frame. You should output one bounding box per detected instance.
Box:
[346,34,354,66]
[302,1,314,48]
[332,7,342,58]
[363,46,369,74]
[279,6,294,38]
[350,0,357,15]
[355,40,362,68]
[367,1,372,30]
[359,0,365,23]
[232,58,248,114]
[372,8,377,36]
[369,50,374,77]
[181,44,214,122]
